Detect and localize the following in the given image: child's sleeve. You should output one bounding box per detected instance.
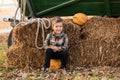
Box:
[43,34,51,49]
[60,34,68,50]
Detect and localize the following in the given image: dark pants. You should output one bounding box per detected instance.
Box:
[44,48,68,69]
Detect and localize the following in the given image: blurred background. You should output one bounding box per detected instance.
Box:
[0,0,19,66]
[0,0,20,31]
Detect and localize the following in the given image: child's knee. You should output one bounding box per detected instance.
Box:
[46,48,53,53]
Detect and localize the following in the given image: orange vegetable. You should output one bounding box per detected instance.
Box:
[49,59,61,71]
[73,13,88,25]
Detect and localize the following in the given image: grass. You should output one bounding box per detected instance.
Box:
[0,42,7,67]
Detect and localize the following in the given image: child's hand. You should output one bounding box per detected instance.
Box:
[53,46,61,52]
[49,45,55,49]
[52,46,58,52]
[53,46,59,52]
[49,45,61,52]
[49,45,58,52]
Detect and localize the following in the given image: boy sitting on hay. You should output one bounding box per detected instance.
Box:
[43,17,69,72]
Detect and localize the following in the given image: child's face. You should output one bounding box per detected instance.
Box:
[52,22,63,34]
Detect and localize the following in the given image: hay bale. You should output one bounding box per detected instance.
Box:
[13,22,51,47]
[5,44,44,69]
[5,17,120,70]
[69,17,120,67]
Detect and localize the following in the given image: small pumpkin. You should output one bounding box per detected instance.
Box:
[73,13,88,25]
[49,59,61,71]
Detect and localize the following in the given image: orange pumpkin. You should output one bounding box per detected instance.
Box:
[73,13,88,25]
[49,59,61,71]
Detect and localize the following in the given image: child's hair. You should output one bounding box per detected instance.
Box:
[51,17,63,26]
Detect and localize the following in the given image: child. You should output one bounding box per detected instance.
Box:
[43,17,69,72]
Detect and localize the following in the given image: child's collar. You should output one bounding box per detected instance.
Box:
[52,31,64,37]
